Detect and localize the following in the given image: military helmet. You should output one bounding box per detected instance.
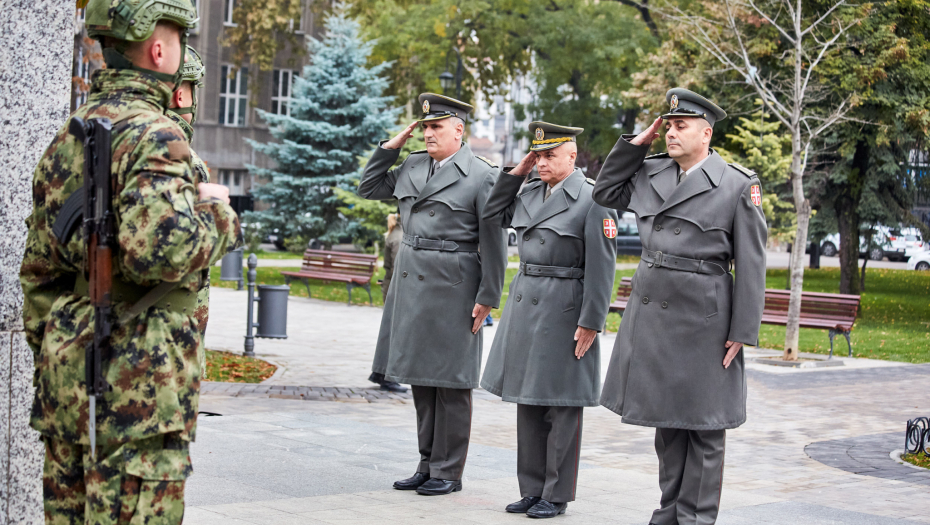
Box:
[181,46,205,86]
[85,0,198,42]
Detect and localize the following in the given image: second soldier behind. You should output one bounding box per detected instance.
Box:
[481,123,618,518]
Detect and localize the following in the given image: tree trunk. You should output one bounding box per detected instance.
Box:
[784,127,809,361]
[836,140,868,295]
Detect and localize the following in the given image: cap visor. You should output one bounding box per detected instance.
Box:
[529,142,566,152]
[417,114,454,123]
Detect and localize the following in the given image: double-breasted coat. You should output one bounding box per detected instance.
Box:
[480,169,618,406]
[358,143,507,389]
[593,138,767,430]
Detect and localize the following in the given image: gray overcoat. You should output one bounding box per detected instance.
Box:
[480,169,618,406]
[593,138,767,430]
[358,143,507,389]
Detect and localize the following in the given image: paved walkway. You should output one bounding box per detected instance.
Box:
[193,288,930,524]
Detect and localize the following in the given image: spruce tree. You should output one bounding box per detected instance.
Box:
[244,6,399,249]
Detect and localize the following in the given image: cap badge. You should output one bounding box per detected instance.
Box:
[670,94,679,110]
[535,127,544,141]
[422,100,430,114]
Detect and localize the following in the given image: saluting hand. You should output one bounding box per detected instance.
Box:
[574,327,596,359]
[629,117,663,147]
[198,182,230,204]
[383,121,420,150]
[472,303,492,334]
[509,151,538,177]
[723,340,743,368]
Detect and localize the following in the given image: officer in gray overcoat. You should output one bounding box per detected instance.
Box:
[357,93,507,496]
[593,89,767,525]
[481,122,618,518]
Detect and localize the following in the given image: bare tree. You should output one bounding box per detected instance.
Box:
[648,0,861,360]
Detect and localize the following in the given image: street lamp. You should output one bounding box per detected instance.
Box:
[439,71,455,94]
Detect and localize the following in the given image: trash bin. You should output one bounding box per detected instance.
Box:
[220,248,243,289]
[255,284,289,339]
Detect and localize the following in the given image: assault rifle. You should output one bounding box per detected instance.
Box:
[69,117,114,460]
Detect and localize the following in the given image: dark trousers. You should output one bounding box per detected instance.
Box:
[651,428,726,525]
[412,385,472,480]
[517,404,583,503]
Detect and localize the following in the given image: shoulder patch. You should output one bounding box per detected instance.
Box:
[585,177,595,185]
[645,152,671,159]
[730,163,755,177]
[475,155,498,168]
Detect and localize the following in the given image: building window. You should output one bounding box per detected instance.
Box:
[271,69,297,116]
[219,169,249,196]
[219,65,248,127]
[224,0,237,25]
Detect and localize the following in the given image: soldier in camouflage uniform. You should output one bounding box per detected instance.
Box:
[19,0,240,522]
[165,45,212,377]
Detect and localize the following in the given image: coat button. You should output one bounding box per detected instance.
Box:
[413,207,419,213]
[523,234,530,241]
[655,224,663,231]
[539,238,545,244]
[402,272,408,277]
[674,227,681,235]
[516,295,522,302]
[662,301,668,308]
[418,275,424,280]
[429,210,435,216]
[532,298,538,305]
[642,296,649,304]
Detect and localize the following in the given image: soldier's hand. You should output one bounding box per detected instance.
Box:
[629,117,663,147]
[574,327,597,359]
[509,152,538,177]
[723,340,743,368]
[472,303,492,334]
[199,182,230,204]
[383,121,420,150]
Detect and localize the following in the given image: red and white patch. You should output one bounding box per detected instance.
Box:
[750,185,762,207]
[603,219,617,239]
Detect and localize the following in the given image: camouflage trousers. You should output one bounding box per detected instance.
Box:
[43,433,191,524]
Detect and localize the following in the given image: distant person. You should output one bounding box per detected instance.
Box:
[358,93,507,496]
[482,122,618,518]
[369,213,407,393]
[594,88,767,525]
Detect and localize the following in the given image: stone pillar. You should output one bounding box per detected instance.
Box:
[0,2,74,523]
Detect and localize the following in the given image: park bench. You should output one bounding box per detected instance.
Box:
[281,249,377,305]
[760,289,860,358]
[607,277,860,359]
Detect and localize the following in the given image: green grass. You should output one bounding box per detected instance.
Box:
[212,265,929,364]
[205,349,277,383]
[245,249,304,260]
[758,268,930,363]
[902,453,930,470]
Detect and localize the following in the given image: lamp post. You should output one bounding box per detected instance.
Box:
[439,48,463,100]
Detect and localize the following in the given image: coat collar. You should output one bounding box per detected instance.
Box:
[413,142,472,204]
[520,169,583,230]
[656,150,726,213]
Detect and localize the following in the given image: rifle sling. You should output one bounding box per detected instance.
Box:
[74,275,197,323]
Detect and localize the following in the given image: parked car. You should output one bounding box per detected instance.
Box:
[890,227,925,258]
[615,213,643,256]
[819,226,904,261]
[907,251,930,271]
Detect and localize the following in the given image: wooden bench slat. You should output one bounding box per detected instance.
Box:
[280,249,379,304]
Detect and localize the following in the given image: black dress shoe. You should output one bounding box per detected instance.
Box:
[393,472,430,490]
[380,380,408,393]
[526,500,567,518]
[505,496,541,513]
[416,478,462,495]
[368,372,385,385]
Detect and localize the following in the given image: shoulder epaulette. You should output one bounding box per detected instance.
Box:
[645,152,671,159]
[475,155,498,168]
[729,163,756,177]
[585,177,595,185]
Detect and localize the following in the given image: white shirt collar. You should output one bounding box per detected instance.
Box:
[681,154,710,177]
[547,176,568,193]
[432,152,457,169]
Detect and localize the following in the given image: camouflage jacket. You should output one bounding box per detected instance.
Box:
[20,69,239,446]
[166,112,213,376]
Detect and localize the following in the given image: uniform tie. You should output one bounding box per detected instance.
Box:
[427,160,436,182]
[544,187,552,202]
[678,168,687,185]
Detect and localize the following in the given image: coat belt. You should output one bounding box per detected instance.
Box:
[641,249,729,276]
[519,262,585,279]
[402,234,479,252]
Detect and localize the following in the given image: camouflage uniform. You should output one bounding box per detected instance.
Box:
[20,63,238,525]
[166,46,212,377]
